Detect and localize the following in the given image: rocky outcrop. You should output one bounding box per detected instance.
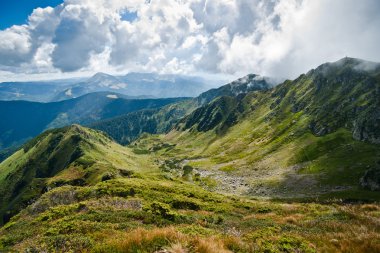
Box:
[360,166,380,191]
[352,111,380,144]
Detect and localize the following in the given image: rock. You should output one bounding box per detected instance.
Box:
[360,166,380,191]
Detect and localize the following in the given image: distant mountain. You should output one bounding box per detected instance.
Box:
[0,73,222,103]
[0,92,187,154]
[0,79,82,102]
[53,72,219,101]
[91,74,274,145]
[52,73,128,101]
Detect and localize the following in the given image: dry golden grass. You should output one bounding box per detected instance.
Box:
[304,204,380,253]
[102,227,183,252]
[165,242,188,253]
[95,227,238,253]
[193,238,232,253]
[360,204,380,212]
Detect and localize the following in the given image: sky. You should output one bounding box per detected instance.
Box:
[0,0,64,30]
[0,0,380,82]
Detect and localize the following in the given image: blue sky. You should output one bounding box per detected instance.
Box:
[0,0,379,82]
[0,0,63,29]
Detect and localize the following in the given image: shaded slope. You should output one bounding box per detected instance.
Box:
[90,99,198,145]
[178,95,242,133]
[0,92,186,153]
[91,74,273,145]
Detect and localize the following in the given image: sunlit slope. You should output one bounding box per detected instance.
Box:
[0,125,157,225]
[1,158,379,252]
[133,58,380,199]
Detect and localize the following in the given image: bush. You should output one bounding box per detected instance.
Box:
[171,199,200,210]
[148,202,179,221]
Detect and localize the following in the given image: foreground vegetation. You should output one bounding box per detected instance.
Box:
[0,124,378,252]
[1,176,379,252]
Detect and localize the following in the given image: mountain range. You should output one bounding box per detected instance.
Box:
[0,57,379,252]
[0,92,187,154]
[0,72,221,102]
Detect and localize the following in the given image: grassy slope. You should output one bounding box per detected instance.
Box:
[90,98,198,145]
[131,62,380,200]
[90,73,273,146]
[0,125,158,225]
[0,125,379,252]
[1,167,380,252]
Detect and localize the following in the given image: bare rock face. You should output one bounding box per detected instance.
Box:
[360,165,380,191]
[352,113,380,144]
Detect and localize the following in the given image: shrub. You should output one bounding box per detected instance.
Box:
[182,165,193,176]
[149,202,179,221]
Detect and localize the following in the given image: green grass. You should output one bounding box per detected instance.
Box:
[133,88,380,200]
[1,175,379,252]
[0,125,159,226]
[0,123,379,252]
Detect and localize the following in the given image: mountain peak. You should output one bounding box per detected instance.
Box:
[313,57,380,75]
[88,72,120,82]
[85,72,126,89]
[230,74,272,88]
[91,72,114,78]
[196,73,274,104]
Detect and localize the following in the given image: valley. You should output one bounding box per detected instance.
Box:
[0,58,379,252]
[0,93,187,157]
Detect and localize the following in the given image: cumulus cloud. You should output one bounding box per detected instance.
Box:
[0,26,32,66]
[0,0,379,80]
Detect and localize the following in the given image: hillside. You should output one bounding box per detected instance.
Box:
[0,92,186,155]
[91,74,274,145]
[0,125,156,225]
[132,57,380,199]
[0,125,379,252]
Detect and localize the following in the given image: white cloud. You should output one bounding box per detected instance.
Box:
[0,0,379,81]
[0,26,32,66]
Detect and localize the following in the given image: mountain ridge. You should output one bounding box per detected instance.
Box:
[129,57,380,198]
[0,92,187,156]
[0,72,219,102]
[91,73,275,145]
[0,124,153,225]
